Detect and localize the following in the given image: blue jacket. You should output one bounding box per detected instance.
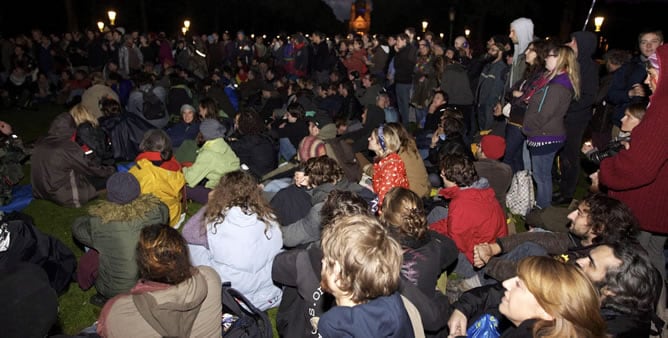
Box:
[318,292,415,338]
[165,121,200,148]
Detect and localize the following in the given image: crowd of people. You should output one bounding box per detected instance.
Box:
[0,17,665,338]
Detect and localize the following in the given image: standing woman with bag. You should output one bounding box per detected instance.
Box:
[522,43,580,209]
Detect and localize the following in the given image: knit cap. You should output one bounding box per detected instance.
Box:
[106,172,141,204]
[199,118,226,141]
[480,135,506,160]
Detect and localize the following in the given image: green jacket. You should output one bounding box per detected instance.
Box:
[183,138,240,189]
[71,194,169,298]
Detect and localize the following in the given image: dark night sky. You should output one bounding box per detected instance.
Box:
[1,0,665,51]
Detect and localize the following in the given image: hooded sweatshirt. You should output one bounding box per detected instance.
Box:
[599,44,668,234]
[98,266,222,337]
[566,31,599,123]
[509,18,534,86]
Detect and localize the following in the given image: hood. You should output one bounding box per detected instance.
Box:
[571,31,597,59]
[653,44,668,100]
[47,112,76,138]
[130,269,208,337]
[511,17,534,62]
[218,206,268,228]
[317,123,337,140]
[88,194,164,224]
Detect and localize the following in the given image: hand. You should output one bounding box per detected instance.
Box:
[512,90,524,98]
[447,309,468,338]
[473,243,494,268]
[0,121,13,135]
[621,141,630,150]
[589,171,600,193]
[492,102,503,117]
[581,141,594,154]
[294,171,309,187]
[430,128,442,148]
[628,83,646,98]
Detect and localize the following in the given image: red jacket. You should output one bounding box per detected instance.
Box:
[373,153,409,207]
[599,44,668,234]
[429,184,507,263]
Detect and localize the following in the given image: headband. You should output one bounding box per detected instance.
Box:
[377,125,386,152]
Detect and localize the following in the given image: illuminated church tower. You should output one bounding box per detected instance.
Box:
[349,0,371,35]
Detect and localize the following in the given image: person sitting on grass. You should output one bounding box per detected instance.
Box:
[182,118,239,204]
[31,109,116,208]
[316,214,417,337]
[97,224,222,337]
[129,129,186,228]
[72,172,169,306]
[186,170,283,311]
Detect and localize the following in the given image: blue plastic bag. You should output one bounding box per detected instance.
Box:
[467,314,501,338]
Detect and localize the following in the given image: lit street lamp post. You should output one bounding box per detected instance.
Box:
[107,10,116,26]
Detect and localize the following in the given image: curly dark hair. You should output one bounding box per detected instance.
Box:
[440,153,479,187]
[236,109,266,135]
[320,190,369,229]
[583,193,639,244]
[136,224,193,285]
[599,241,661,318]
[304,156,344,187]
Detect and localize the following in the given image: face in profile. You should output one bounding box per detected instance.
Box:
[499,276,550,326]
[575,245,622,283]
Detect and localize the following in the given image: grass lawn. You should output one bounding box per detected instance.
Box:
[2,101,588,335]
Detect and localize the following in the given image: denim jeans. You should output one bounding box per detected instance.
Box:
[529,142,563,209]
[395,83,412,129]
[278,137,297,162]
[503,124,526,174]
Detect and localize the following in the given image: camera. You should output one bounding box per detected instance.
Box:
[587,135,630,164]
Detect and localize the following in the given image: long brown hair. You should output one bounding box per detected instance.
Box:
[204,171,277,234]
[518,256,607,338]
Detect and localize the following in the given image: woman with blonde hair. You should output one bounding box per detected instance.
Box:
[522,42,580,209]
[71,103,114,166]
[367,123,409,208]
[448,256,607,338]
[186,170,283,311]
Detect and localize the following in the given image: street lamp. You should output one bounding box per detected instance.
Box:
[107,10,116,26]
[183,20,191,30]
[439,33,444,40]
[594,16,605,32]
[181,27,187,36]
[421,21,429,33]
[97,21,105,32]
[449,7,456,45]
[465,29,471,39]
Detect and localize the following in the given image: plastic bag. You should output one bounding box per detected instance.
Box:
[467,314,500,338]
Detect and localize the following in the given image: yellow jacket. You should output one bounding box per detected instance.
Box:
[129,158,186,227]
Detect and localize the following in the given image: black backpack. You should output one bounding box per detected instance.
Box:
[221,282,273,338]
[141,89,167,120]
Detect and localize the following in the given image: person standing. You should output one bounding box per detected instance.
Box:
[475,40,508,132]
[393,33,416,129]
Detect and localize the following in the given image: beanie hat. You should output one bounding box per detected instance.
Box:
[180,104,196,114]
[480,135,506,160]
[106,172,141,204]
[199,118,226,141]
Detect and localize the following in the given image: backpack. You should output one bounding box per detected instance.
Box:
[324,138,362,183]
[505,170,535,216]
[141,89,167,120]
[221,282,273,338]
